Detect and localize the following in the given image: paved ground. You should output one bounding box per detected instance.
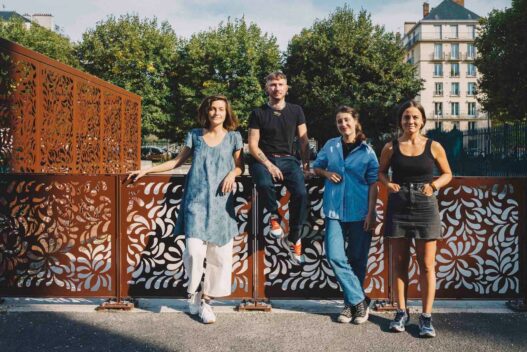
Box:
[1,299,526,352]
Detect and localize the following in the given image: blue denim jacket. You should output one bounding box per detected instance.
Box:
[312,137,379,221]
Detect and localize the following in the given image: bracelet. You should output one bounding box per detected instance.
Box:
[430,182,438,192]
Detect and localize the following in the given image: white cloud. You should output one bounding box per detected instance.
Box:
[5,0,512,49]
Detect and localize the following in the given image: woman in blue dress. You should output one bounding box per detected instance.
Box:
[129,95,244,324]
[312,106,379,325]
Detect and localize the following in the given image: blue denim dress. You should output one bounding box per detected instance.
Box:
[175,129,243,246]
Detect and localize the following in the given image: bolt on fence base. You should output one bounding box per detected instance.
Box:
[236,299,272,312]
[506,299,527,312]
[372,299,398,312]
[95,298,136,311]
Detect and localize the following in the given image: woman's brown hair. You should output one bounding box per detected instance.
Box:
[336,105,367,142]
[196,95,239,131]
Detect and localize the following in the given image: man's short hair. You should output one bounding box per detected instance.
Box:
[265,71,287,84]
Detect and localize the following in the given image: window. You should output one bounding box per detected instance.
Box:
[467,43,476,59]
[467,82,477,96]
[434,102,443,116]
[451,43,459,59]
[434,63,443,77]
[451,63,460,77]
[434,82,443,96]
[434,25,442,39]
[435,122,443,130]
[451,102,460,116]
[469,121,476,130]
[468,102,476,116]
[451,82,460,96]
[434,43,443,60]
[450,25,458,39]
[467,63,476,76]
[467,25,475,39]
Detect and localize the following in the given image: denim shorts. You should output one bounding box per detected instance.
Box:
[384,183,442,240]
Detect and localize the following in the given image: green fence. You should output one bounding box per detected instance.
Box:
[427,122,527,176]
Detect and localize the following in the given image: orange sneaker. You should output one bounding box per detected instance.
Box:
[269,216,284,238]
[289,240,305,265]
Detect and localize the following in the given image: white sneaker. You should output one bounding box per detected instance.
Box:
[188,292,202,315]
[199,301,216,324]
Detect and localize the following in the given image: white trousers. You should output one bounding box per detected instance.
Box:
[183,237,233,298]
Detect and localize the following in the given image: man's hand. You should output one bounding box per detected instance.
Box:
[266,163,284,181]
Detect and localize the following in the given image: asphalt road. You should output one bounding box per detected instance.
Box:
[1,311,526,352]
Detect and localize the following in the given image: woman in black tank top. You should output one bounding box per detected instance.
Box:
[378,100,452,337]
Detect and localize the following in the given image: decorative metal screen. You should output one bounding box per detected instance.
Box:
[0,38,141,174]
[0,174,524,302]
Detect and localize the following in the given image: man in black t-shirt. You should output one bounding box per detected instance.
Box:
[248,71,310,264]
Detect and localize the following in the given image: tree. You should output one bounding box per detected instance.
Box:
[475,0,527,121]
[77,15,179,137]
[0,18,78,67]
[173,18,281,140]
[284,6,422,148]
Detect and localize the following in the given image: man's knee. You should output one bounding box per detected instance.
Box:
[290,185,307,201]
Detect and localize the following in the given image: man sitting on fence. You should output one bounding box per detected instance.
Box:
[247,71,310,264]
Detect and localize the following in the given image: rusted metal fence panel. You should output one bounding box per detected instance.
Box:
[119,175,255,299]
[0,174,117,297]
[261,178,389,299]
[399,178,525,299]
[0,174,525,303]
[0,38,141,174]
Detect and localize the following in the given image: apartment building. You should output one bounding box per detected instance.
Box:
[0,11,54,31]
[403,0,488,131]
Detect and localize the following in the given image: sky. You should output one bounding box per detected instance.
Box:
[2,0,512,50]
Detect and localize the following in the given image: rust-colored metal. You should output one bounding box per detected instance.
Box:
[118,174,255,299]
[392,178,525,300]
[0,38,141,174]
[0,174,525,305]
[260,178,389,300]
[0,174,118,297]
[236,299,272,312]
[95,298,135,311]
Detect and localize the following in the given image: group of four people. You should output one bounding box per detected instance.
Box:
[129,71,452,338]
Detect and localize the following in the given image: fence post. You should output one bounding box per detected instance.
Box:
[237,184,271,311]
[507,178,527,311]
[96,174,135,311]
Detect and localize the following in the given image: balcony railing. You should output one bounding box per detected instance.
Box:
[431,53,446,61]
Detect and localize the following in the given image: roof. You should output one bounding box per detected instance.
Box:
[424,0,481,21]
[0,11,31,23]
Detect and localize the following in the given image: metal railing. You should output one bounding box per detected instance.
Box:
[1,174,525,305]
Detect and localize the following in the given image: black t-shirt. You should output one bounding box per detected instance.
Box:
[248,103,306,155]
[342,138,362,159]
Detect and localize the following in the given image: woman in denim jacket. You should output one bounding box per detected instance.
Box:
[313,105,379,325]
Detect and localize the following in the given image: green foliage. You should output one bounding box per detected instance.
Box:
[284,6,422,148]
[475,0,527,121]
[173,18,281,140]
[0,18,79,67]
[77,15,179,137]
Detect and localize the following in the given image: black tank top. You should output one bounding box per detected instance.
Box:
[391,139,434,184]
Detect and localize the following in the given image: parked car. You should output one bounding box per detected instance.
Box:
[161,146,178,159]
[141,146,170,162]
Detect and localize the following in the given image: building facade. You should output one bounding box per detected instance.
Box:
[403,0,488,132]
[0,11,54,31]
